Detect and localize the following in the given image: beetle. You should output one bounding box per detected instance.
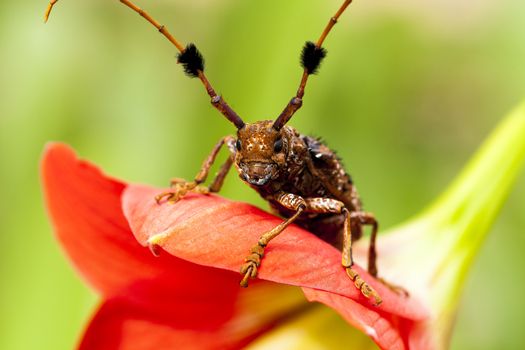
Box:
[46,0,398,305]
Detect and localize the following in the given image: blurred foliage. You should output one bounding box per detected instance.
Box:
[0,0,524,349]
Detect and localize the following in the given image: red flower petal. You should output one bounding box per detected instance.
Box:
[123,185,431,349]
[303,288,418,350]
[79,283,309,350]
[41,144,238,323]
[78,297,251,350]
[123,186,427,317]
[42,143,311,348]
[43,143,431,349]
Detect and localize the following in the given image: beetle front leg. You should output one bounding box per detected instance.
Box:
[357,211,410,296]
[240,192,306,287]
[239,195,382,304]
[342,209,382,305]
[154,179,210,204]
[155,135,236,204]
[348,211,408,297]
[150,136,236,255]
[347,211,379,277]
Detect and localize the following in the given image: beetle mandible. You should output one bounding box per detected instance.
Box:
[46,0,403,305]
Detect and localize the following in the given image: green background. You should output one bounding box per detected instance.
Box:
[1,0,524,349]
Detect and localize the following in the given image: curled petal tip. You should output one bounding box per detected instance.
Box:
[148,243,161,257]
[147,232,170,247]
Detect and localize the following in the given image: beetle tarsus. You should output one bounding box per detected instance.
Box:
[154,191,175,204]
[154,180,209,204]
[169,177,187,187]
[346,267,382,306]
[239,266,254,288]
[239,246,263,287]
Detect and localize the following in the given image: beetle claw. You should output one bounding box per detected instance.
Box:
[154,180,210,204]
[239,249,262,287]
[346,267,382,306]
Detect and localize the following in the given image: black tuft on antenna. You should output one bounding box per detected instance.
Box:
[300,41,327,75]
[177,43,205,78]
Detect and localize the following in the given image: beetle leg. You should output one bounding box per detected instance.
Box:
[240,192,306,287]
[208,156,234,193]
[169,177,187,187]
[155,135,235,204]
[300,199,381,305]
[346,211,379,277]
[239,195,382,305]
[154,182,209,204]
[350,211,409,297]
[343,209,382,305]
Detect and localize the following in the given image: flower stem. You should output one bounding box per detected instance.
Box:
[377,102,525,349]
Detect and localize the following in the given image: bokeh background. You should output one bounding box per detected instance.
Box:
[1,0,524,349]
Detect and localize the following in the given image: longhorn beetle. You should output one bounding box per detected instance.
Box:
[45,0,401,305]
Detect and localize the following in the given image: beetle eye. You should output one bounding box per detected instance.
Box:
[236,139,242,151]
[273,138,283,153]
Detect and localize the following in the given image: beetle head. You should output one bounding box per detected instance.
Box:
[234,120,290,187]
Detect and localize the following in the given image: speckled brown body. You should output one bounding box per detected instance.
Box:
[233,121,363,248]
[223,118,383,304]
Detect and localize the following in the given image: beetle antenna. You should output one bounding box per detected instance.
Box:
[44,0,245,130]
[273,0,352,130]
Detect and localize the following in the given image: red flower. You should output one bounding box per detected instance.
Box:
[42,143,429,350]
[42,104,525,349]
